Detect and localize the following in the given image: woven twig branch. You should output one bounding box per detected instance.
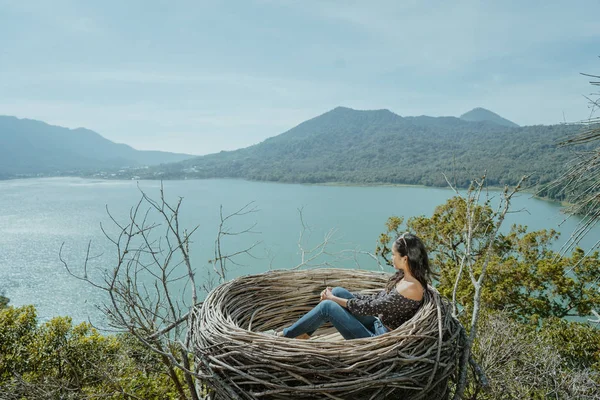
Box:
[192,269,463,399]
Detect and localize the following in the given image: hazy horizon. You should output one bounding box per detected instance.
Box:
[2,0,599,155]
[1,105,523,156]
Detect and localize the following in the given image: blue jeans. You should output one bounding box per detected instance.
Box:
[282,287,389,340]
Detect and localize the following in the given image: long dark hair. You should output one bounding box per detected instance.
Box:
[385,233,431,292]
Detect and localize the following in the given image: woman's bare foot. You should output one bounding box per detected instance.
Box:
[296,333,311,340]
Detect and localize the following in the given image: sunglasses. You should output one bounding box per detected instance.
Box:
[398,232,409,249]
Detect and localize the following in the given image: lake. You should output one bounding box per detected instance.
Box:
[1,177,597,326]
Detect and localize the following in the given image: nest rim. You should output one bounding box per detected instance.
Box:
[193,268,463,399]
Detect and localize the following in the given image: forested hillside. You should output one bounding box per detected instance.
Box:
[0,116,194,177]
[151,107,582,199]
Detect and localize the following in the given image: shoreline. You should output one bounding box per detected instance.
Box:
[0,174,568,206]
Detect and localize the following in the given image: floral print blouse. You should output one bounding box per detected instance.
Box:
[347,289,423,330]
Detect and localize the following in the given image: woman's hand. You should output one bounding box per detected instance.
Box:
[320,286,333,301]
[320,287,348,308]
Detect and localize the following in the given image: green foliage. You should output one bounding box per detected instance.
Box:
[0,293,9,309]
[378,196,600,397]
[0,305,37,382]
[484,234,600,323]
[539,317,600,370]
[377,196,600,324]
[0,305,183,399]
[112,333,184,400]
[375,215,405,266]
[470,311,599,399]
[25,317,120,394]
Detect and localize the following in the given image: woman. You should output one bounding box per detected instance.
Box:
[278,233,431,340]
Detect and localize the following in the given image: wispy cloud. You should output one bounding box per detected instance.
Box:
[1,0,598,154]
[2,0,104,34]
[304,1,600,71]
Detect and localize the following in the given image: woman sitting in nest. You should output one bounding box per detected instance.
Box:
[276,233,431,340]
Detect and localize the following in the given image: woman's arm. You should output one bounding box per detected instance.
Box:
[322,287,349,308]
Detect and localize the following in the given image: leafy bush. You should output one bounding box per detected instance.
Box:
[377,196,600,324]
[378,197,600,398]
[0,305,181,399]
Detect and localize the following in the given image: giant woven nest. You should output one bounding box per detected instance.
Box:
[192,268,464,400]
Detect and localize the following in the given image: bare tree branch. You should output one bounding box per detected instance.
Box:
[451,175,528,400]
[289,207,339,270]
[61,185,227,400]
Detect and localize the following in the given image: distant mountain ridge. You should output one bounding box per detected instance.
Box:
[147,106,581,199]
[2,107,579,203]
[460,107,519,128]
[0,116,195,177]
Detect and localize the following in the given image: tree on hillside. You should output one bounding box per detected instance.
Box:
[376,177,600,398]
[378,174,529,399]
[0,292,8,309]
[377,192,600,325]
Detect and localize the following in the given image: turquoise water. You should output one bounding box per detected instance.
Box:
[0,177,597,325]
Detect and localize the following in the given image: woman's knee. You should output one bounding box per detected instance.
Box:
[331,287,349,297]
[318,299,342,315]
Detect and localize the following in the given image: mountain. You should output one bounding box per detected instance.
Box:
[148,107,582,197]
[0,116,195,177]
[460,107,519,128]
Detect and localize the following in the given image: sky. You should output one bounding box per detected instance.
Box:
[1,0,599,155]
